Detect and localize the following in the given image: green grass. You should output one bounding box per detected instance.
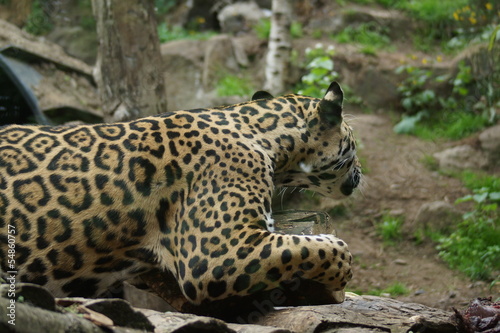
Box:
[435,173,500,281]
[216,74,254,97]
[332,23,392,50]
[458,171,500,192]
[376,214,404,244]
[355,282,410,297]
[438,202,499,280]
[401,0,468,24]
[412,111,490,140]
[420,155,439,171]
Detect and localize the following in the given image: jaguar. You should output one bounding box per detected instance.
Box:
[0,81,361,304]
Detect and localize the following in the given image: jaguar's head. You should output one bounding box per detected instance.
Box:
[275,82,362,198]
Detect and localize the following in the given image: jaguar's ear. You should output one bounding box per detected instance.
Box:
[319,82,344,127]
[252,91,274,101]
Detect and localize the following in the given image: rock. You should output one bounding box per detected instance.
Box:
[307,5,415,39]
[46,26,98,65]
[479,124,500,165]
[161,41,205,111]
[218,2,267,35]
[393,259,408,265]
[433,145,489,172]
[257,294,457,333]
[413,201,462,234]
[203,35,241,92]
[82,298,155,331]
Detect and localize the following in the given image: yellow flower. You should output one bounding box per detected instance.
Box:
[485,3,493,10]
[469,16,477,24]
[422,58,428,65]
[453,12,460,20]
[436,55,443,62]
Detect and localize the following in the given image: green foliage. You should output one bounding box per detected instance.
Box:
[382,282,410,296]
[155,0,177,16]
[420,155,439,171]
[459,171,500,192]
[24,0,53,36]
[254,18,271,39]
[438,187,500,280]
[332,23,392,51]
[403,0,469,25]
[364,282,410,297]
[216,74,254,97]
[393,60,495,140]
[254,19,304,39]
[290,21,304,39]
[376,214,404,244]
[295,44,338,98]
[411,111,489,140]
[157,22,216,43]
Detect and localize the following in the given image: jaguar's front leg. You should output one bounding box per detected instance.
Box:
[173,220,353,304]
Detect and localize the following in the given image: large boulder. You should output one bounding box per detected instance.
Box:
[433,145,489,172]
[479,124,500,167]
[413,201,462,235]
[218,1,267,35]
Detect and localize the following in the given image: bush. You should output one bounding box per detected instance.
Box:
[393,59,496,140]
[438,187,500,280]
[376,214,404,244]
[295,44,338,98]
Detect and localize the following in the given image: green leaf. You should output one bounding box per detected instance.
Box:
[473,192,488,203]
[307,57,333,71]
[488,192,500,201]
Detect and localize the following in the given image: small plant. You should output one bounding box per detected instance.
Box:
[254,18,271,39]
[364,282,410,297]
[377,214,404,244]
[216,74,254,97]
[290,21,304,39]
[296,44,338,98]
[420,154,439,171]
[383,282,410,296]
[393,59,495,140]
[438,187,500,280]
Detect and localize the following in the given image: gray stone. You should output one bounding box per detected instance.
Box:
[218,2,266,35]
[433,145,489,171]
[202,35,241,92]
[479,124,500,164]
[414,201,462,234]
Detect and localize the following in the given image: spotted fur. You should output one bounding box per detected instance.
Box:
[0,82,360,304]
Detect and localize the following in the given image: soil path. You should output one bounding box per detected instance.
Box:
[319,110,496,310]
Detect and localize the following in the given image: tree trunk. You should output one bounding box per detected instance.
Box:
[91,0,167,123]
[264,0,292,95]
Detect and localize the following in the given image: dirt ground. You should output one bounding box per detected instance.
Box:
[304,109,498,311]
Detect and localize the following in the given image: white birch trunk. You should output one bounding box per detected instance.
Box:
[264,0,292,95]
